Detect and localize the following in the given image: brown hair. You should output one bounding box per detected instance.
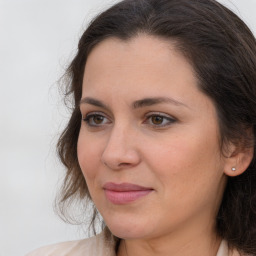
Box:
[56,0,256,254]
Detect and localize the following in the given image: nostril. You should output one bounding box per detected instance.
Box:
[102,161,109,167]
[101,136,141,170]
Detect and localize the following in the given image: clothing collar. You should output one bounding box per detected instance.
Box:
[216,240,229,256]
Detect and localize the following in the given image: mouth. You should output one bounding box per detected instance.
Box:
[103,182,154,205]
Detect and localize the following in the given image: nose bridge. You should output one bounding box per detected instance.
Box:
[101,121,140,169]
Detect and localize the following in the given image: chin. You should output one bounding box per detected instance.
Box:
[109,226,146,240]
[104,216,152,240]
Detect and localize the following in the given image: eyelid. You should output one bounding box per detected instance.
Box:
[82,111,107,119]
[82,111,112,127]
[144,112,177,127]
[145,111,176,119]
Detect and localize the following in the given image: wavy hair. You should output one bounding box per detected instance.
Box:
[56,0,256,254]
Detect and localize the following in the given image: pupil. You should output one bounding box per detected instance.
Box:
[94,116,103,124]
[152,116,163,124]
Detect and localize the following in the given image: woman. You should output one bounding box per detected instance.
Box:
[27,0,256,255]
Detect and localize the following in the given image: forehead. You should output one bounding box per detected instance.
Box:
[81,34,217,129]
[85,35,182,68]
[82,34,198,96]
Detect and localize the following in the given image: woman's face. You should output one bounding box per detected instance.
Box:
[78,35,228,240]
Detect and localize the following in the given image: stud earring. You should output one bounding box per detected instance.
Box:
[231,167,236,171]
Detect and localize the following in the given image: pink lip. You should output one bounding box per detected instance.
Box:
[103,182,153,205]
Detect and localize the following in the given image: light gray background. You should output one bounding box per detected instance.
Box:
[1,1,255,256]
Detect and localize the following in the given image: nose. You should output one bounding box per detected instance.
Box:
[101,124,141,170]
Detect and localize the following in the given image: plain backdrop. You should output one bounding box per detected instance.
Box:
[1,1,255,256]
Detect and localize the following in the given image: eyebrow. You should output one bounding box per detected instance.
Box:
[79,96,189,109]
[133,97,189,109]
[80,97,109,109]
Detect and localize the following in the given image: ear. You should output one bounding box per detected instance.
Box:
[223,143,254,177]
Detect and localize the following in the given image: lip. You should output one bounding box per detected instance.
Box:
[103,182,153,204]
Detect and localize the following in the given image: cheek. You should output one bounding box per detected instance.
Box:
[77,130,103,180]
[144,135,218,170]
[142,126,223,194]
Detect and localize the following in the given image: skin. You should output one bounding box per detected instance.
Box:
[77,34,235,256]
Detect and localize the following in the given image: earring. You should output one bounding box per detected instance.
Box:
[231,167,236,171]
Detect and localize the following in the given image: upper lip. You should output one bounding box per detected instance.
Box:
[103,182,153,192]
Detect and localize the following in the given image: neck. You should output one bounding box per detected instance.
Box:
[117,223,221,256]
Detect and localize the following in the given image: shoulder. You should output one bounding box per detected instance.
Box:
[25,232,116,256]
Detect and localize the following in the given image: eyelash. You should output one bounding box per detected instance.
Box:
[144,113,176,127]
[82,112,110,127]
[82,112,176,128]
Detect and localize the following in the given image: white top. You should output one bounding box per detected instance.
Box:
[25,232,237,256]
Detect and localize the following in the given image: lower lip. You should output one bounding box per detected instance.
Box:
[104,189,153,204]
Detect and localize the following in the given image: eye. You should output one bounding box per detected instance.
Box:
[151,116,165,125]
[82,113,110,127]
[145,113,176,127]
